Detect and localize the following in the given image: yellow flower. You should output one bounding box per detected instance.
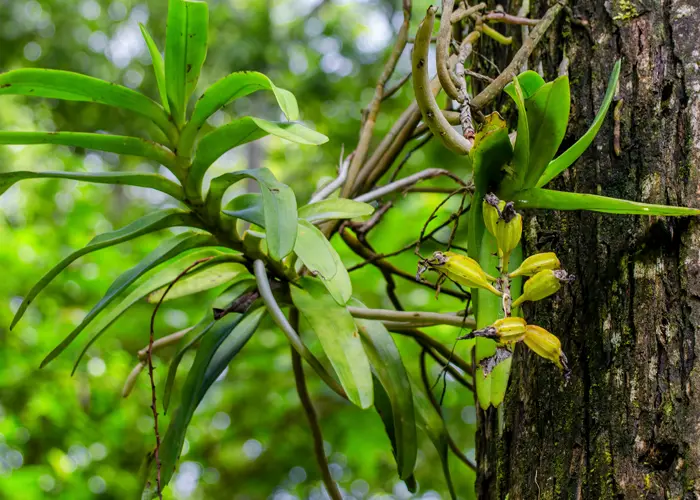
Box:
[508,252,561,278]
[523,324,569,372]
[512,269,573,307]
[426,251,502,296]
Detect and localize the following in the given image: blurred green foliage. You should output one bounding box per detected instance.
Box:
[0,0,476,498]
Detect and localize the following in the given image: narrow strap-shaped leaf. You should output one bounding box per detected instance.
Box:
[11,208,200,329]
[298,198,374,224]
[516,187,700,216]
[165,0,187,124]
[504,70,546,100]
[0,171,183,200]
[522,75,571,188]
[536,60,622,188]
[207,168,298,261]
[72,252,242,373]
[41,232,217,368]
[184,0,209,101]
[352,299,417,480]
[222,193,265,228]
[139,24,170,113]
[147,261,246,303]
[188,117,327,199]
[505,76,530,193]
[0,131,177,171]
[159,314,244,487]
[294,220,352,305]
[0,68,175,143]
[291,277,373,409]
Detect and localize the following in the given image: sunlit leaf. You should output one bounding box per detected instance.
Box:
[536,60,622,187]
[11,209,200,329]
[298,198,375,223]
[184,0,209,101]
[165,0,187,124]
[0,170,184,200]
[41,232,217,368]
[504,70,545,100]
[352,299,417,480]
[294,219,352,304]
[222,193,265,228]
[147,262,247,303]
[0,68,175,141]
[139,24,170,113]
[291,277,373,408]
[516,188,700,216]
[505,76,530,193]
[522,76,570,187]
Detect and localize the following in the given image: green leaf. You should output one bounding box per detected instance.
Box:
[207,168,298,261]
[294,219,352,305]
[0,69,175,142]
[41,232,216,368]
[222,193,265,228]
[291,277,373,409]
[523,75,571,187]
[189,117,328,197]
[184,0,209,101]
[147,262,246,303]
[504,70,546,100]
[516,188,700,216]
[11,209,200,330]
[72,252,242,372]
[298,198,375,223]
[179,71,301,152]
[470,112,512,195]
[165,0,187,124]
[139,24,170,113]
[0,170,184,200]
[0,131,177,170]
[352,299,417,480]
[159,314,244,487]
[506,76,530,193]
[536,60,622,188]
[411,380,456,500]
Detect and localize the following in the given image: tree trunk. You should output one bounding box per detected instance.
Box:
[477,1,700,498]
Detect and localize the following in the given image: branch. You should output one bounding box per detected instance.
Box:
[309,147,351,204]
[483,10,540,26]
[347,306,475,328]
[290,338,342,500]
[389,327,473,376]
[354,168,468,204]
[382,72,412,101]
[253,260,347,399]
[450,2,486,23]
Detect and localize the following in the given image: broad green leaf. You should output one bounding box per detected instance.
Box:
[505,76,530,193]
[294,220,352,305]
[516,188,700,216]
[352,299,417,480]
[179,71,301,151]
[470,112,512,195]
[298,198,375,223]
[72,252,242,372]
[222,193,265,228]
[147,262,246,303]
[291,277,373,409]
[189,117,328,196]
[41,232,216,368]
[11,209,200,329]
[139,24,170,113]
[207,168,298,261]
[184,0,209,101]
[165,0,187,124]
[504,70,546,100]
[411,380,456,500]
[0,69,175,142]
[537,60,622,188]
[0,132,177,170]
[159,314,244,487]
[0,170,184,200]
[523,76,571,187]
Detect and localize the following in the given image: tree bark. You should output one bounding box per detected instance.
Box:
[477,0,700,498]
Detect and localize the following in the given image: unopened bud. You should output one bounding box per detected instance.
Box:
[512,268,573,307]
[523,324,569,373]
[494,211,522,259]
[482,195,505,237]
[427,251,502,296]
[508,252,561,278]
[458,316,526,343]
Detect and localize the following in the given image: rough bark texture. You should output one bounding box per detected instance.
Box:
[477,0,700,498]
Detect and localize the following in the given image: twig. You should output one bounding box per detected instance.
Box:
[464,69,494,82]
[213,290,261,320]
[437,0,461,101]
[450,2,486,23]
[354,168,468,204]
[253,260,347,399]
[382,72,412,101]
[483,10,540,26]
[349,201,393,240]
[147,257,214,498]
[348,306,475,328]
[446,189,469,250]
[388,327,473,376]
[416,188,468,256]
[389,134,433,182]
[412,110,461,139]
[290,334,342,500]
[422,344,473,390]
[310,147,350,204]
[518,0,531,70]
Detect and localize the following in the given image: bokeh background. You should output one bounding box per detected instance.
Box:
[0,0,478,498]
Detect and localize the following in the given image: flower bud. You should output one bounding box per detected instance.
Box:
[511,269,573,307]
[494,211,522,259]
[458,316,526,343]
[508,252,561,278]
[427,251,502,296]
[523,324,569,373]
[482,196,506,237]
